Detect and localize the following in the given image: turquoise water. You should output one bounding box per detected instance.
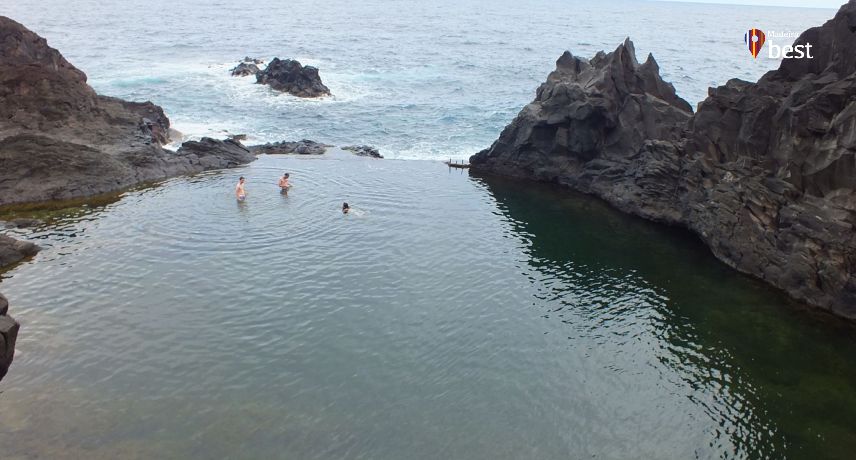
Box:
[1,0,835,159]
[1,154,855,459]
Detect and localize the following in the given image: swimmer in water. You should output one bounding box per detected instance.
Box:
[278,173,291,192]
[342,202,350,214]
[235,176,247,201]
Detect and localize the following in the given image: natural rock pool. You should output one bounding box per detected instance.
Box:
[1,154,855,459]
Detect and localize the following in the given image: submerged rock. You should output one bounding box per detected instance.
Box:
[0,234,39,270]
[256,58,331,98]
[0,16,256,207]
[249,140,330,155]
[471,1,856,318]
[342,145,383,159]
[0,296,19,382]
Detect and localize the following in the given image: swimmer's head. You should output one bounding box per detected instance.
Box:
[239,176,245,183]
[284,173,289,178]
[343,202,350,213]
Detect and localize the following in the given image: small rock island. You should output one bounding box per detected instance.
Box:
[231,56,331,98]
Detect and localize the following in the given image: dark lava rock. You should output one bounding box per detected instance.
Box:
[471,1,856,318]
[175,137,256,168]
[0,234,40,269]
[0,17,256,207]
[249,139,330,155]
[256,58,331,98]
[231,62,260,77]
[678,1,856,317]
[0,292,19,382]
[472,38,691,185]
[342,145,383,158]
[0,308,19,382]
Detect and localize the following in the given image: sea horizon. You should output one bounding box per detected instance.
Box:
[1,0,836,160]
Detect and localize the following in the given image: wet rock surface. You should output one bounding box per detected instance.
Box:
[0,294,19,382]
[0,16,256,208]
[249,139,330,155]
[0,234,40,269]
[230,61,260,77]
[471,1,856,318]
[255,58,331,98]
[342,145,383,158]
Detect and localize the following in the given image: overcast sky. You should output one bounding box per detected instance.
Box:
[661,0,840,8]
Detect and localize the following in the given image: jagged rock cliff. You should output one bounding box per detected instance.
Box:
[472,1,856,318]
[0,16,255,207]
[471,38,693,222]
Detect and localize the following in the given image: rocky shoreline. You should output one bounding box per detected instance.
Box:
[0,15,261,381]
[0,235,34,381]
[0,16,258,209]
[472,1,856,318]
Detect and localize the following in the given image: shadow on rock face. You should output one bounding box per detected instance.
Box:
[470,1,856,318]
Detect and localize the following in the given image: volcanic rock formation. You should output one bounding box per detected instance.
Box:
[0,16,256,207]
[471,1,856,318]
[231,61,260,77]
[256,58,331,98]
[248,139,330,155]
[342,145,383,158]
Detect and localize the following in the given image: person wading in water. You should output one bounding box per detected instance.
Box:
[235,176,247,201]
[278,173,291,192]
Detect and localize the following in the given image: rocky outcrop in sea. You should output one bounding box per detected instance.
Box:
[231,62,260,77]
[255,58,331,98]
[342,145,383,159]
[471,1,856,318]
[249,139,331,155]
[0,16,257,208]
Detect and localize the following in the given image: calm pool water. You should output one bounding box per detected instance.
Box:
[1,154,855,459]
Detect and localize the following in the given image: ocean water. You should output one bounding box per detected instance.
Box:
[1,153,856,459]
[0,0,836,159]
